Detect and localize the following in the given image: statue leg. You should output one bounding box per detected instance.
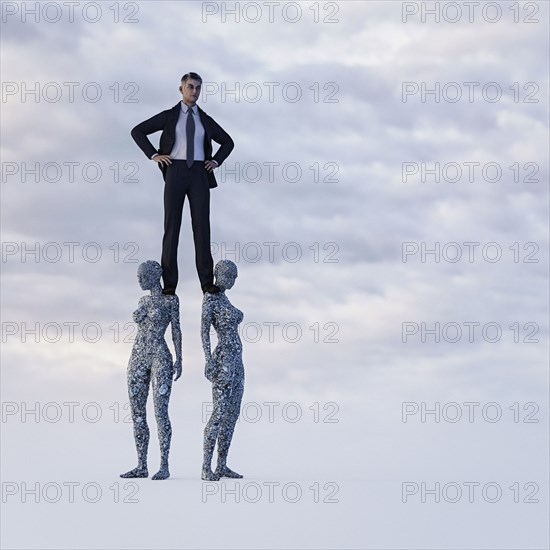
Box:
[202,372,231,480]
[120,358,151,478]
[151,355,173,480]
[216,361,244,478]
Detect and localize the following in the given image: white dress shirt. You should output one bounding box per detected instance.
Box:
[151,102,217,165]
[171,102,204,160]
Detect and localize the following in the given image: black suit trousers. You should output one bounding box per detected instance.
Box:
[161,160,213,290]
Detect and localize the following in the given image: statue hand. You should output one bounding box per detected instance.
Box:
[205,357,216,382]
[173,359,182,381]
[215,365,232,386]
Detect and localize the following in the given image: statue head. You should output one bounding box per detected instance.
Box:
[137,260,163,291]
[214,260,238,291]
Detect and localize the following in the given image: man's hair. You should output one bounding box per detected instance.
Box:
[181,72,202,84]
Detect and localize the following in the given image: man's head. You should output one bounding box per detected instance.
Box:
[179,72,202,106]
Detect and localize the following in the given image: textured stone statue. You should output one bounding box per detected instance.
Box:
[201,260,245,480]
[120,260,182,480]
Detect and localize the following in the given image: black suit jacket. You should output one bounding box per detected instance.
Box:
[131,102,234,188]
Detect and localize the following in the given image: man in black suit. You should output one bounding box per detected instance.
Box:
[131,72,234,295]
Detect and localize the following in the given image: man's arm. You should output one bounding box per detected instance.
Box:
[208,117,235,167]
[130,110,169,159]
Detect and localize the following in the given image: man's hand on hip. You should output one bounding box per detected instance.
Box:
[152,154,173,167]
[204,160,218,172]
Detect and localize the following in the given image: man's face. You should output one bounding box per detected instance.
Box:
[180,78,201,105]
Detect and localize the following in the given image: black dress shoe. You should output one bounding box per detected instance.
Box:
[202,283,220,294]
[162,288,176,295]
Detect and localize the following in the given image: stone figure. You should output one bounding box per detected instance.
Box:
[120,260,182,480]
[201,260,245,481]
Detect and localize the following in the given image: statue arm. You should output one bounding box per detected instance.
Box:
[170,295,183,380]
[201,295,216,381]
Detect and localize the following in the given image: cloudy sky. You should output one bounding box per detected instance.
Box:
[1,1,548,548]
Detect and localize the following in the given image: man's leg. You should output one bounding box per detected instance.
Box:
[161,162,188,291]
[187,164,214,290]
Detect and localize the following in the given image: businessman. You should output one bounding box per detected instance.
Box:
[131,72,234,295]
